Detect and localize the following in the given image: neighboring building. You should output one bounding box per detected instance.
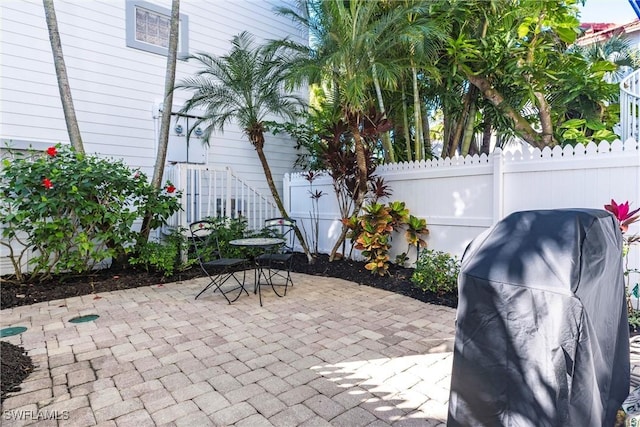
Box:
[575,18,640,142]
[576,18,640,54]
[576,18,640,75]
[0,0,306,198]
[579,22,619,33]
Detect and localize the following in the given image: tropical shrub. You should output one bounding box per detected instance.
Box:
[411,250,460,295]
[604,199,640,319]
[347,201,429,275]
[129,228,190,277]
[1,144,181,281]
[352,202,396,276]
[201,216,252,258]
[303,170,324,255]
[394,215,430,268]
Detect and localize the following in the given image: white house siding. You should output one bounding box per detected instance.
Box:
[0,0,306,193]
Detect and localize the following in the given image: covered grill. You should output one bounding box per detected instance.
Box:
[447,209,630,426]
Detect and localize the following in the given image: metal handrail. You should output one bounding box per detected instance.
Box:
[621,69,640,143]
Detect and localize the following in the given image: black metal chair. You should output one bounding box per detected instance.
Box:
[255,218,296,297]
[189,220,249,304]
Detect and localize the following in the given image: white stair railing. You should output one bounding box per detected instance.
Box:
[163,164,279,233]
[621,69,640,143]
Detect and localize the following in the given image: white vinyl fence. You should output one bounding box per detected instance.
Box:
[285,139,640,276]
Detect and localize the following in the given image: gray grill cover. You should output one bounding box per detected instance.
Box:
[447,209,629,426]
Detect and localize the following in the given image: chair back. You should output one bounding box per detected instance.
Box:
[264,218,296,252]
[189,220,222,261]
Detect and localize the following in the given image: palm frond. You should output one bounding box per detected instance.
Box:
[176,31,302,145]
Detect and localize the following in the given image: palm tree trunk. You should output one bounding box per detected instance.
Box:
[370,60,395,163]
[450,85,479,157]
[329,121,368,262]
[139,0,180,247]
[481,118,492,155]
[401,82,412,162]
[254,142,314,263]
[442,113,451,157]
[352,128,369,210]
[411,65,424,161]
[460,97,477,156]
[151,0,180,191]
[421,103,432,159]
[43,0,84,154]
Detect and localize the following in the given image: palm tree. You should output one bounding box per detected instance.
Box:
[278,0,442,257]
[176,31,313,262]
[572,34,640,82]
[139,0,180,245]
[276,0,398,259]
[277,0,430,164]
[42,0,84,153]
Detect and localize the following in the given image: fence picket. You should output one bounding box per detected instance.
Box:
[285,139,639,274]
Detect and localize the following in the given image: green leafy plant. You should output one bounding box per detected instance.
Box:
[405,215,429,260]
[411,250,460,295]
[604,199,640,321]
[273,103,391,261]
[1,144,181,281]
[200,216,254,258]
[129,228,191,277]
[629,307,640,334]
[559,118,618,146]
[354,202,394,275]
[303,171,324,255]
[348,201,429,275]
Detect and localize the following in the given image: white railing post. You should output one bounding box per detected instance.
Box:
[179,163,188,229]
[283,173,291,218]
[621,69,640,143]
[225,167,233,218]
[168,164,278,232]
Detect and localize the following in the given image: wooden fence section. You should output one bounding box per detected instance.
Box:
[285,139,640,273]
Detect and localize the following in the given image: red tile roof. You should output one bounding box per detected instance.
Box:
[576,19,640,45]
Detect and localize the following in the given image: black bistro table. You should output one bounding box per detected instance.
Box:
[229,237,285,306]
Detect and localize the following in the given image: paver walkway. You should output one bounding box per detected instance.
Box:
[0,273,456,426]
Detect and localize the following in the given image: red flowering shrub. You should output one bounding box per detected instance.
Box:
[605,199,640,313]
[605,199,640,233]
[1,144,181,281]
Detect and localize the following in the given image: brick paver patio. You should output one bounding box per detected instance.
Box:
[1,273,456,426]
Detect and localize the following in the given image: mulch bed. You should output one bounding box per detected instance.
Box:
[289,253,458,308]
[1,341,34,402]
[0,252,456,401]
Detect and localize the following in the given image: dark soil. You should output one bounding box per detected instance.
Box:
[289,253,458,308]
[1,341,34,402]
[0,253,457,401]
